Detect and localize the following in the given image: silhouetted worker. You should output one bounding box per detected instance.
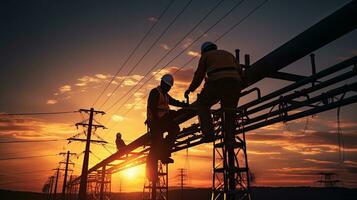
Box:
[146,74,188,164]
[185,42,242,143]
[116,132,126,151]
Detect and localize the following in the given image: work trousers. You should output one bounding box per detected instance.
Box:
[197,78,241,137]
[149,111,180,159]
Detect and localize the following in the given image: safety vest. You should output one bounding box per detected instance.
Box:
[147,86,170,121]
[206,65,240,81]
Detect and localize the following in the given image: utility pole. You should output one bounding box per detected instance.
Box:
[53,168,60,200]
[60,151,76,200]
[48,176,55,200]
[74,108,105,200]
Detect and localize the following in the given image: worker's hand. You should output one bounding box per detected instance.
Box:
[184,90,190,99]
[180,101,189,107]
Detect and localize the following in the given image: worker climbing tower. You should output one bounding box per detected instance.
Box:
[143,160,169,200]
[211,108,251,200]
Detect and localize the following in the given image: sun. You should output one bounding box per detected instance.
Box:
[123,166,138,179]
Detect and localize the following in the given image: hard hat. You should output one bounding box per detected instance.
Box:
[116,132,122,138]
[201,41,217,53]
[161,74,174,87]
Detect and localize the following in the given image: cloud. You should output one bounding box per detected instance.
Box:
[304,158,337,165]
[76,75,104,87]
[112,114,125,122]
[95,74,107,79]
[152,66,194,85]
[268,167,334,174]
[46,100,58,105]
[133,92,144,97]
[187,51,200,57]
[0,116,74,140]
[147,16,158,22]
[182,38,193,48]
[160,43,170,50]
[248,150,281,155]
[116,74,144,87]
[59,85,71,93]
[50,73,145,105]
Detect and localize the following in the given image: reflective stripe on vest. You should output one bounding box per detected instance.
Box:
[147,86,170,121]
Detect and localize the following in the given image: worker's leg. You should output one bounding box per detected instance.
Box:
[220,79,241,191]
[147,124,162,180]
[149,123,164,161]
[160,114,180,162]
[220,79,241,144]
[197,82,220,140]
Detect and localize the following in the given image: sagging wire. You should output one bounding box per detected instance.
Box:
[101,144,114,155]
[90,151,102,161]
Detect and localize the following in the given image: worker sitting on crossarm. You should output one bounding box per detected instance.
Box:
[116,132,126,151]
[185,42,243,143]
[146,74,188,164]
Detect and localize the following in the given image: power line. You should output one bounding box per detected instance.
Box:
[103,0,226,113]
[215,0,269,42]
[0,154,59,161]
[98,0,194,110]
[118,0,269,118]
[0,111,78,116]
[105,0,246,116]
[0,139,61,144]
[0,169,52,176]
[91,0,176,108]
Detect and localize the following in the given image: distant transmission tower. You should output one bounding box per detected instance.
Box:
[316,172,340,187]
[177,168,188,200]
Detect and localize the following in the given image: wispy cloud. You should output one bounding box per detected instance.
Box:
[160,43,170,50]
[0,116,74,140]
[46,100,58,105]
[304,158,337,165]
[50,73,144,105]
[181,38,193,49]
[147,16,158,22]
[248,150,281,155]
[187,51,200,57]
[59,85,71,93]
[112,114,125,122]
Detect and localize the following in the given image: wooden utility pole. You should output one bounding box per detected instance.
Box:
[48,176,55,200]
[53,168,60,200]
[61,151,76,200]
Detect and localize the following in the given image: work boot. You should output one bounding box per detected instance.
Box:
[200,134,215,143]
[161,157,174,164]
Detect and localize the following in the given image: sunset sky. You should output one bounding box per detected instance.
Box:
[1,0,357,193]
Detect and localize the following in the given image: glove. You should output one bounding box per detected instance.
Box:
[184,90,190,99]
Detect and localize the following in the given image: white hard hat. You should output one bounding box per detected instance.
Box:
[161,74,174,87]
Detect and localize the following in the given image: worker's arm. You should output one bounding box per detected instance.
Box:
[148,89,160,119]
[168,95,187,107]
[188,55,207,92]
